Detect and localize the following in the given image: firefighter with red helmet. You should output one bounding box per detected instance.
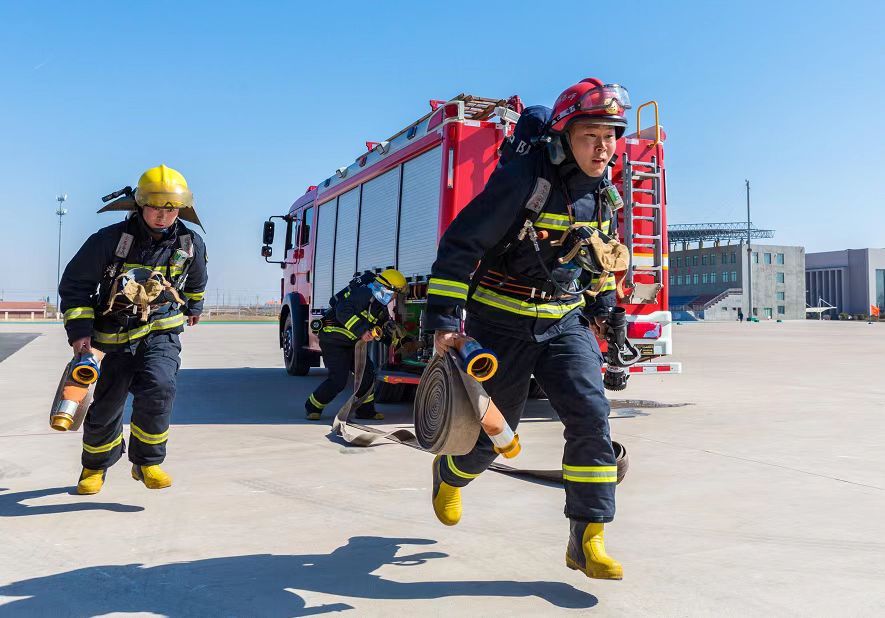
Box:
[426,79,630,579]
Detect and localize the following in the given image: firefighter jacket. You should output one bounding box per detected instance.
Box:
[320,284,390,344]
[425,151,617,341]
[60,214,208,352]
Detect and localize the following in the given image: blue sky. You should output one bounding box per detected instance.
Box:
[1,1,883,302]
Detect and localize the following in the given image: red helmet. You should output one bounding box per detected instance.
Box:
[550,78,631,137]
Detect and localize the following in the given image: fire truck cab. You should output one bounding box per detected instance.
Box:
[262,93,679,401]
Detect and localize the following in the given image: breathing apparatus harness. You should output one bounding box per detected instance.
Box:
[98,209,196,323]
[514,169,629,299]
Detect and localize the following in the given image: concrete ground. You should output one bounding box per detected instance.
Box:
[0,320,883,617]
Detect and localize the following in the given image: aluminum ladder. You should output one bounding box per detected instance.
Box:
[622,152,664,299]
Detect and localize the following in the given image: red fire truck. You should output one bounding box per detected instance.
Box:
[261,93,679,401]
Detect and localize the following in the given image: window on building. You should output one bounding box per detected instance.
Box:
[776,291,785,301]
[764,253,772,264]
[778,305,785,315]
[764,308,773,319]
[676,256,682,268]
[731,271,738,282]
[722,271,728,282]
[677,275,683,286]
[710,254,717,265]
[722,251,727,264]
[753,252,759,264]
[776,272,785,283]
[670,275,675,285]
[702,273,708,284]
[692,255,698,266]
[693,274,699,284]
[711,272,717,284]
[730,253,736,264]
[776,253,785,265]
[702,254,708,266]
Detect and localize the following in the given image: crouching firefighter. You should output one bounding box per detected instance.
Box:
[59,164,208,495]
[426,79,631,580]
[304,269,408,422]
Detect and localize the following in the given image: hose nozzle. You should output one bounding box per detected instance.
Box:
[71,353,100,385]
[456,337,498,382]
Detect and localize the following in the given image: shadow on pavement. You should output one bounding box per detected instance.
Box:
[0,536,597,616]
[0,486,143,517]
[0,333,39,364]
[170,367,318,424]
[170,368,564,426]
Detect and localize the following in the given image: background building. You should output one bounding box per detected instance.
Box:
[0,301,48,320]
[805,249,885,317]
[667,224,805,320]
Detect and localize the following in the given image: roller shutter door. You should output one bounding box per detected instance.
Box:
[333,187,360,294]
[397,146,442,278]
[357,167,400,273]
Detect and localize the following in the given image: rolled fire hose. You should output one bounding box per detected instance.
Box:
[331,340,629,485]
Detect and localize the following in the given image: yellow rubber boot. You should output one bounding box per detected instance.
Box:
[131,464,173,489]
[565,521,623,580]
[77,468,106,495]
[431,455,461,526]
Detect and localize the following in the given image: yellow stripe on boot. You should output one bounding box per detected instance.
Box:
[131,464,172,489]
[432,455,462,526]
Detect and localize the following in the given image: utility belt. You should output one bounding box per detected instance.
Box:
[478,269,579,302]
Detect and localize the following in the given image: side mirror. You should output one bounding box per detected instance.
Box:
[261,245,273,258]
[262,220,275,245]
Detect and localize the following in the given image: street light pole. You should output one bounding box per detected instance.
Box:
[55,194,68,318]
[745,180,752,319]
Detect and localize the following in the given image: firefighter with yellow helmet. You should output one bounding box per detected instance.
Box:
[304,268,408,421]
[59,165,208,494]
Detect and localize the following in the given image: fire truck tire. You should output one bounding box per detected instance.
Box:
[283,313,311,376]
[374,380,405,403]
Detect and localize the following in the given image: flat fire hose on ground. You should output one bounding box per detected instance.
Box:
[330,340,628,485]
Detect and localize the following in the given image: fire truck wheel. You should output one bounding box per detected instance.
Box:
[283,313,311,376]
[374,380,405,403]
[527,377,546,399]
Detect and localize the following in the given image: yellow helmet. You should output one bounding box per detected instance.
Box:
[135,165,194,210]
[377,268,408,293]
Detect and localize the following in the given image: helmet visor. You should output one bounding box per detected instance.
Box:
[369,281,395,305]
[135,183,194,209]
[578,84,631,115]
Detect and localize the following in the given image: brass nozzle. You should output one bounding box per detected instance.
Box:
[50,414,74,432]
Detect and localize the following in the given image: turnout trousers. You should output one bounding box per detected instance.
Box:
[438,315,617,523]
[305,333,376,417]
[81,333,181,469]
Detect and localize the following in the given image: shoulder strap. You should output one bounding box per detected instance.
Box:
[101,223,136,290]
[468,156,553,301]
[114,232,134,260]
[170,231,196,291]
